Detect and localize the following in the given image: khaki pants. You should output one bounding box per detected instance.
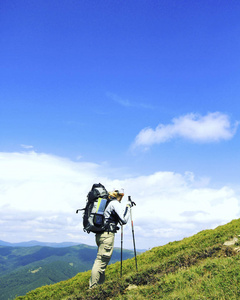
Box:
[89,231,115,288]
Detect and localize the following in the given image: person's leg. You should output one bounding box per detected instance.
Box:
[89,232,115,288]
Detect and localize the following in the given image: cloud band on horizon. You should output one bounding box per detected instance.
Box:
[0,151,239,249]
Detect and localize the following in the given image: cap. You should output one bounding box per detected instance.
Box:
[114,188,124,196]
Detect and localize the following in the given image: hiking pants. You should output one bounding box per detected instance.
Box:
[89,231,115,288]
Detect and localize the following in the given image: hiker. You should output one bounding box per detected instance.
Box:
[89,189,134,288]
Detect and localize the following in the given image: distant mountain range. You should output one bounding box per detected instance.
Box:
[0,241,138,300]
[0,240,80,248]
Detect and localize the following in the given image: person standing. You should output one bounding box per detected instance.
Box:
[89,189,134,288]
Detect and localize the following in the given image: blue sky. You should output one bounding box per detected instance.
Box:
[1,1,240,249]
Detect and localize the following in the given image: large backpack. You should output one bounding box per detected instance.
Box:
[76,183,110,234]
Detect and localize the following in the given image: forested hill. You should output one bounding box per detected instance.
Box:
[0,240,80,248]
[15,218,240,299]
[0,243,135,300]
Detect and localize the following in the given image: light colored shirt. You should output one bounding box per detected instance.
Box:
[104,199,130,226]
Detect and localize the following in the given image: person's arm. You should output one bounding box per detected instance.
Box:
[112,200,131,225]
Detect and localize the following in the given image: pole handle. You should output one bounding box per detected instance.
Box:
[128,196,136,207]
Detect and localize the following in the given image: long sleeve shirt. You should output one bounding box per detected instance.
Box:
[104,199,130,229]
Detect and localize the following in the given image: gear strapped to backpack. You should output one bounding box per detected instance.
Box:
[76,183,110,234]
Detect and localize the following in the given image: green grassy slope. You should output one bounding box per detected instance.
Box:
[16,218,240,300]
[0,244,135,300]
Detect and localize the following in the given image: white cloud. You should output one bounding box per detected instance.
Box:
[106,92,132,107]
[0,151,239,249]
[106,92,154,109]
[21,144,34,149]
[133,112,239,148]
[0,152,101,212]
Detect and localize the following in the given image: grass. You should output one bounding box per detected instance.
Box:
[15,218,240,299]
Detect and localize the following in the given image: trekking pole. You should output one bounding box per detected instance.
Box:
[128,196,138,272]
[120,225,123,277]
